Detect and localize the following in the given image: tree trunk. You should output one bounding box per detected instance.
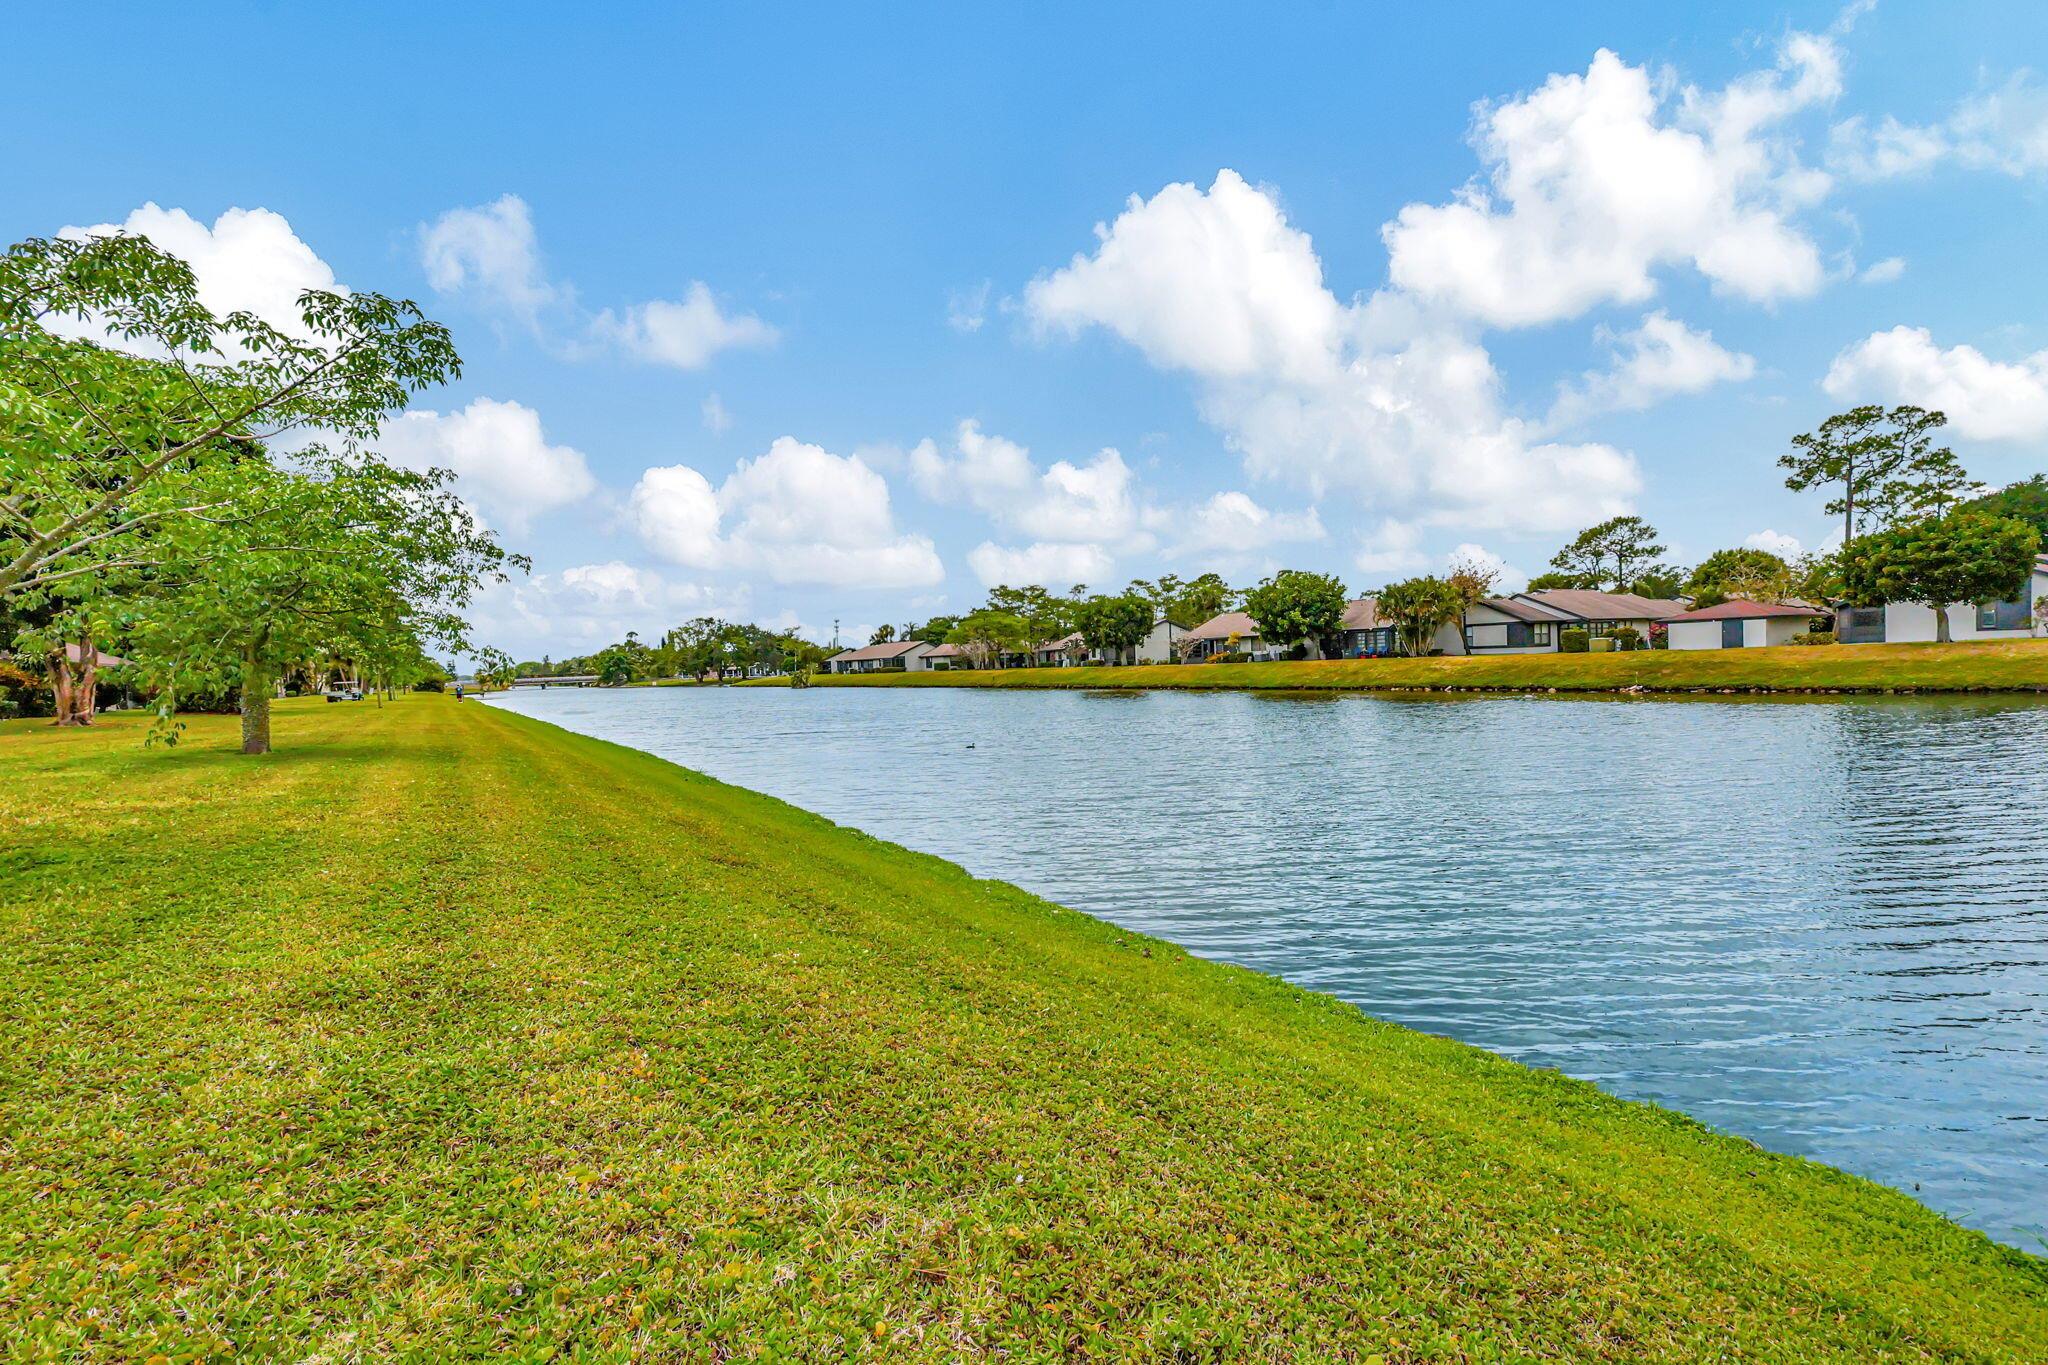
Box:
[48,648,77,726]
[76,634,98,725]
[1934,603,1952,644]
[240,647,273,755]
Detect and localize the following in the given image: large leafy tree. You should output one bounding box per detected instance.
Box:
[132,452,519,753]
[1843,511,2040,643]
[1242,569,1347,658]
[1376,576,1461,657]
[1780,405,1967,546]
[1547,515,1666,593]
[945,608,1031,670]
[982,584,1074,649]
[1073,591,1154,663]
[0,233,459,599]
[1963,474,2048,539]
[1685,548,1791,607]
[1129,571,1235,627]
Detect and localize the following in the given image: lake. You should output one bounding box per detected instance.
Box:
[485,683,2048,1250]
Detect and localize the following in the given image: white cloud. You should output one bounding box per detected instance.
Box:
[701,391,733,432]
[592,283,777,370]
[1166,491,1324,557]
[1382,37,1836,328]
[947,280,992,333]
[1823,326,2048,441]
[1549,311,1755,427]
[57,203,342,344]
[910,420,1143,544]
[376,397,596,533]
[1831,73,2048,181]
[1445,542,1529,595]
[469,559,741,658]
[1744,528,1806,558]
[418,194,560,318]
[630,436,943,588]
[1354,519,1429,577]
[1027,170,1643,532]
[966,541,1115,590]
[1858,256,1906,285]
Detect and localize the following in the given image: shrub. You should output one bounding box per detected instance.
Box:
[1560,628,1590,654]
[412,677,447,692]
[1789,630,1835,646]
[1213,650,1251,664]
[1610,626,1644,651]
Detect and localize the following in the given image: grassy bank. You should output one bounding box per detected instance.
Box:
[3,699,2043,1360]
[780,637,2048,695]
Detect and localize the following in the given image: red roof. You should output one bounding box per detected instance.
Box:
[1665,599,1825,622]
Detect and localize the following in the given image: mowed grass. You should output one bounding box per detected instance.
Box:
[785,638,2048,695]
[2,699,2044,1362]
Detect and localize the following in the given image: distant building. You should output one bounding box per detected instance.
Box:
[1665,600,1828,650]
[1459,589,1689,653]
[1180,611,1265,661]
[1835,555,2048,644]
[823,640,936,673]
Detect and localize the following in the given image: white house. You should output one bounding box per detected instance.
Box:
[1665,600,1828,650]
[823,639,936,673]
[1456,589,1687,654]
[1836,554,2048,643]
[1092,617,1188,665]
[1033,632,1089,666]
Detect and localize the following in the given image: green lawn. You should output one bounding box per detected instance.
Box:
[3,698,2044,1361]
[785,638,2048,694]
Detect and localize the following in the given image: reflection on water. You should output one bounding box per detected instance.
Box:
[489,684,2048,1249]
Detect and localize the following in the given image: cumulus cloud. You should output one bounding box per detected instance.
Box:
[1744,528,1806,558]
[592,282,778,370]
[375,397,596,533]
[629,437,943,588]
[1354,519,1429,577]
[469,559,742,658]
[1831,73,2048,181]
[1027,170,1642,531]
[910,421,1144,544]
[1382,38,1836,327]
[1166,491,1325,557]
[417,195,774,369]
[966,540,1115,589]
[1858,256,1906,285]
[418,194,561,319]
[57,203,342,345]
[1823,326,2048,441]
[1548,311,1756,428]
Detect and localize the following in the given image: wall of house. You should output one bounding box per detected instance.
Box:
[1133,621,1182,664]
[1668,621,1722,650]
[1459,605,1556,654]
[1759,617,1811,646]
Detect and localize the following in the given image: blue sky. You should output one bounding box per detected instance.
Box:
[9,1,2048,655]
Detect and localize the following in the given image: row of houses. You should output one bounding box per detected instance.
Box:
[822,557,2048,672]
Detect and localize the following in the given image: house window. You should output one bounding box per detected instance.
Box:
[1505,622,1531,648]
[1531,622,1552,645]
[1977,597,2030,631]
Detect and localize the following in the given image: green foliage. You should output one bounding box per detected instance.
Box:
[1962,474,2048,538]
[1629,565,1687,600]
[1547,516,1666,592]
[1610,625,1644,651]
[1843,511,2041,642]
[1525,569,1599,591]
[1782,406,1972,544]
[1129,572,1235,628]
[981,584,1075,644]
[1242,569,1347,656]
[1559,627,1591,653]
[945,608,1032,670]
[1073,591,1154,660]
[1374,575,1461,657]
[1686,548,1791,607]
[1790,631,1836,646]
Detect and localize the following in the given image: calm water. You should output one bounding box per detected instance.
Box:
[487,684,2048,1249]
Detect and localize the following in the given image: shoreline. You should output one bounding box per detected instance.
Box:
[6,697,2045,1359]
[751,638,2048,697]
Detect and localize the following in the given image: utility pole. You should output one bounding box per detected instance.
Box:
[832,618,840,648]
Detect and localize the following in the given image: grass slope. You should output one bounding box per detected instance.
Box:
[786,638,2048,695]
[3,698,2043,1361]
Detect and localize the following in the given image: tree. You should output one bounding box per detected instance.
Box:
[1442,555,1500,656]
[1781,406,1967,545]
[131,451,519,753]
[868,623,895,645]
[473,647,517,693]
[1843,511,2041,643]
[1375,576,1461,656]
[594,646,636,686]
[1547,516,1666,593]
[1074,592,1154,664]
[1525,569,1600,591]
[1962,475,2048,539]
[1130,571,1234,627]
[0,232,459,599]
[1685,548,1790,607]
[983,584,1073,653]
[1242,569,1347,659]
[945,609,1031,670]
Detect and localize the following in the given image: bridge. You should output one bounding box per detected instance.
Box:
[508,674,601,688]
